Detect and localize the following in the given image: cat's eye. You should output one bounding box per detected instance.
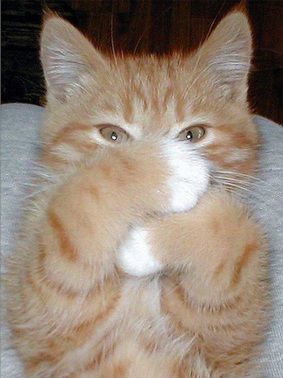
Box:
[99,124,130,144]
[178,125,206,143]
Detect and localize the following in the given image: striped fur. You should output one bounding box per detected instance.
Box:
[5,8,269,378]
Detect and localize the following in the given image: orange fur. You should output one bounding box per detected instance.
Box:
[5,8,269,378]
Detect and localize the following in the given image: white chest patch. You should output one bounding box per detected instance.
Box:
[118,227,162,277]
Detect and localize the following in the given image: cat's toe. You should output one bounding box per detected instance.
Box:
[117,226,162,277]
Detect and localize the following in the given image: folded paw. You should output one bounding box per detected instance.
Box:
[117,226,163,277]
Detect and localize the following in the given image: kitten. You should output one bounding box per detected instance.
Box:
[6,7,269,378]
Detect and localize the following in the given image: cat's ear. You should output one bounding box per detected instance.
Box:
[193,10,252,102]
[40,14,106,102]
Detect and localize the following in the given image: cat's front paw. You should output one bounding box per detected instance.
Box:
[162,141,209,213]
[117,226,163,277]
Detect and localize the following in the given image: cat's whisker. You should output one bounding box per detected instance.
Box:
[23,190,48,201]
[213,169,269,185]
[211,174,283,204]
[212,174,260,190]
[133,4,173,54]
[215,181,253,194]
[210,172,251,184]
[212,178,257,191]
[109,12,129,93]
[110,12,118,69]
[213,169,282,191]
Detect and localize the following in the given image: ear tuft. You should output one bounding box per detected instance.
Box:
[194,11,252,102]
[40,16,106,102]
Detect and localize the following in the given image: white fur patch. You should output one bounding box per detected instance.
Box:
[161,141,209,213]
[118,227,162,277]
[52,143,82,161]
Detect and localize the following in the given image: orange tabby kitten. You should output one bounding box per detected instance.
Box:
[6,8,269,378]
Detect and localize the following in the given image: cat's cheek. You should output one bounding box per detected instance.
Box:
[117,227,163,277]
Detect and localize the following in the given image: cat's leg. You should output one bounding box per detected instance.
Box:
[118,191,268,375]
[8,140,209,377]
[37,139,208,292]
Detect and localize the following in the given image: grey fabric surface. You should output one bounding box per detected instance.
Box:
[1,103,282,377]
[1,104,44,378]
[250,117,283,377]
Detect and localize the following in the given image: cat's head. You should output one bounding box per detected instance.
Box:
[40,8,259,181]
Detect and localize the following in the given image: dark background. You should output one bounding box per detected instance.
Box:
[2,0,283,124]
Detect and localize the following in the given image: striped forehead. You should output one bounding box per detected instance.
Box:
[115,59,189,129]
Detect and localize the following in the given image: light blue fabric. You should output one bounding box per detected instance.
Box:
[1,104,282,377]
